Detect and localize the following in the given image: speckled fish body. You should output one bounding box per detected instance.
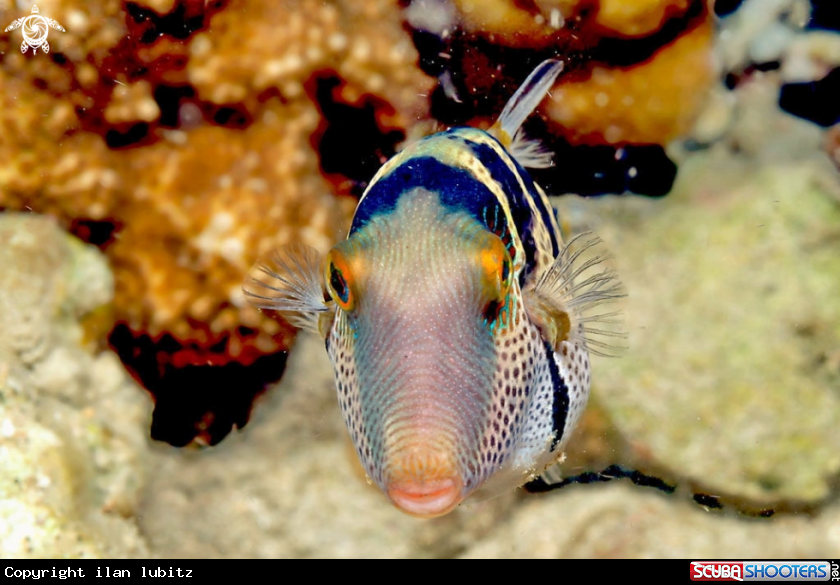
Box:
[244,60,624,517]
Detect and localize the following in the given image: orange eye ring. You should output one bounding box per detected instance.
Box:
[325,247,355,311]
[479,234,513,301]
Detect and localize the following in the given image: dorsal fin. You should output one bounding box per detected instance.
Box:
[489,59,564,168]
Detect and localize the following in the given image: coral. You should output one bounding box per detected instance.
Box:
[446,0,716,146]
[407,0,715,196]
[0,213,150,558]
[0,0,433,443]
[544,18,715,144]
[591,0,694,37]
[448,0,563,45]
[453,0,696,43]
[0,0,430,342]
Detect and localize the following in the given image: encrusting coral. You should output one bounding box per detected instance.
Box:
[453,0,697,44]
[545,17,715,145]
[441,0,716,146]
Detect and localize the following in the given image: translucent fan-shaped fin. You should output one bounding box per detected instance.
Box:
[243,244,333,335]
[508,130,554,169]
[524,233,627,357]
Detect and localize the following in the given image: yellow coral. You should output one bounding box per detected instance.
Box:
[544,19,715,144]
[104,80,160,124]
[454,0,564,44]
[0,0,434,359]
[454,0,698,44]
[448,0,715,145]
[594,0,693,37]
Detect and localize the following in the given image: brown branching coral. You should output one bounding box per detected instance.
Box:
[0,0,434,444]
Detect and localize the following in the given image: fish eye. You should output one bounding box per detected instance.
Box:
[500,253,512,292]
[325,247,355,311]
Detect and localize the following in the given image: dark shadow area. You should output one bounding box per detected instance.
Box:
[109,323,288,447]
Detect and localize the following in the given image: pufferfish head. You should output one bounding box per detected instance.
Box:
[325,188,523,517]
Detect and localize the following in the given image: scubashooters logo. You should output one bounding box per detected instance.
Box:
[691,561,834,582]
[692,563,745,582]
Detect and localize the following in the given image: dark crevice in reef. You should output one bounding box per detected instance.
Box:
[406,3,692,198]
[105,122,153,149]
[780,67,840,128]
[206,103,252,129]
[808,0,840,32]
[69,218,122,250]
[109,323,288,447]
[153,84,196,128]
[524,464,677,495]
[308,74,406,198]
[125,0,221,43]
[525,464,833,518]
[714,0,744,17]
[531,136,677,198]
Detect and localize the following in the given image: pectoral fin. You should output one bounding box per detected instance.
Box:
[523,233,627,356]
[243,243,335,337]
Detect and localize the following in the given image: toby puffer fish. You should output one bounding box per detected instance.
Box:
[243,60,625,518]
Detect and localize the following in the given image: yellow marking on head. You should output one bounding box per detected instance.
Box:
[489,121,513,148]
[477,232,513,302]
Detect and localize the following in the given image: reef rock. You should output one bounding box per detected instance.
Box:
[554,76,840,506]
[462,482,840,558]
[0,213,150,558]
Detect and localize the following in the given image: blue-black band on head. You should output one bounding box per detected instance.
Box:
[351,128,559,286]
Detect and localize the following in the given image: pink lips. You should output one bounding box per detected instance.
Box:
[387,477,464,518]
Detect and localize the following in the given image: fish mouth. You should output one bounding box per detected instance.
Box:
[386,476,464,518]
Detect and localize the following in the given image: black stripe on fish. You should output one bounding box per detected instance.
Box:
[445,130,561,287]
[350,154,502,235]
[545,340,570,452]
[354,128,561,287]
[448,129,560,261]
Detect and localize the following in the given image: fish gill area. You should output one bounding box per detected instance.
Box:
[1,0,839,558]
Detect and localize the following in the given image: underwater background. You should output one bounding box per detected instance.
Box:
[1,0,839,557]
